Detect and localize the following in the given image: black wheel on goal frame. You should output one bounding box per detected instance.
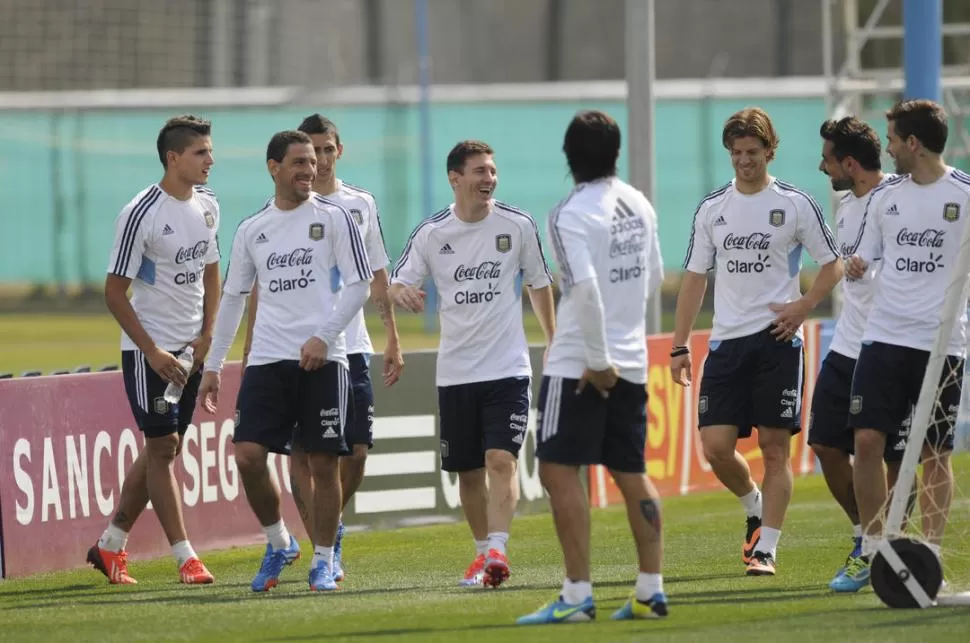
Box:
[871,538,943,609]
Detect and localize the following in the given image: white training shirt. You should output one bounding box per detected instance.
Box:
[220,193,373,369]
[683,177,840,341]
[390,200,552,386]
[853,168,970,357]
[106,184,221,351]
[544,178,664,384]
[320,179,390,356]
[828,174,899,360]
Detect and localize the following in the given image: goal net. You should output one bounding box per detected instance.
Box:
[872,204,970,608]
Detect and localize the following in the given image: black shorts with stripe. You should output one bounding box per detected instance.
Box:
[122,349,201,438]
[235,360,352,455]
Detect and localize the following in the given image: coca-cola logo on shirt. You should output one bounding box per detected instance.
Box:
[175,241,209,264]
[453,261,502,282]
[722,232,771,251]
[896,228,945,248]
[266,248,314,270]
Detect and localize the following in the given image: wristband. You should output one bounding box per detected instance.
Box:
[670,346,689,358]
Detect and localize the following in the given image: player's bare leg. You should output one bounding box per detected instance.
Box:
[289,448,315,544]
[700,424,763,565]
[88,448,151,584]
[853,429,889,557]
[457,468,489,586]
[812,444,859,525]
[341,445,368,508]
[307,451,342,591]
[482,449,519,587]
[746,426,792,575]
[539,462,591,585]
[236,441,300,592]
[919,446,953,550]
[610,471,668,619]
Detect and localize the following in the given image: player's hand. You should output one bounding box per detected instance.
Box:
[671,353,692,387]
[391,285,426,313]
[300,337,329,371]
[198,371,221,414]
[188,334,212,374]
[769,299,811,342]
[383,340,404,387]
[845,255,868,280]
[577,366,619,399]
[146,346,188,386]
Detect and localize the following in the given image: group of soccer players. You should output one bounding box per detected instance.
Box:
[673,99,970,595]
[84,95,970,625]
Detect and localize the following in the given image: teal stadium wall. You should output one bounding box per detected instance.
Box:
[0,97,936,284]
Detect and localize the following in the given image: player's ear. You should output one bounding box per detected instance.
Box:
[267,159,279,179]
[337,143,344,160]
[447,169,460,190]
[166,149,179,168]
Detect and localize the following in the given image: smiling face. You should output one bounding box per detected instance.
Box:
[271,142,317,202]
[309,132,342,188]
[729,135,770,185]
[449,153,497,206]
[886,120,917,174]
[819,140,854,191]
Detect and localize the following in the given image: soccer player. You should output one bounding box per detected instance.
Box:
[671,107,843,576]
[809,116,900,592]
[389,140,556,588]
[848,100,970,565]
[517,110,667,625]
[198,130,373,592]
[89,115,219,585]
[241,114,403,582]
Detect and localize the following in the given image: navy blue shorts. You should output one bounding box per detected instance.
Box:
[848,341,961,454]
[698,327,804,438]
[122,349,201,438]
[343,353,375,453]
[235,360,351,455]
[535,375,647,473]
[437,377,530,472]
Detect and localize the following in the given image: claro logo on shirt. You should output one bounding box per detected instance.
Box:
[266,248,317,293]
[453,261,502,305]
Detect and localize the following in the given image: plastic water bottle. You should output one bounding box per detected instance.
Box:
[163,346,195,404]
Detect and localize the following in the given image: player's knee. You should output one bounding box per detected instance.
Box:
[701,440,734,465]
[234,443,267,475]
[290,449,310,475]
[485,449,517,478]
[853,429,886,460]
[308,452,340,480]
[146,433,179,462]
[759,442,790,469]
[811,443,844,464]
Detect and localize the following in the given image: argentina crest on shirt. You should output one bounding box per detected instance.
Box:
[308,222,324,241]
[768,208,785,227]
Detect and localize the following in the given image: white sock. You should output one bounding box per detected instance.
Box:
[739,487,762,518]
[98,524,129,553]
[756,527,781,557]
[262,520,291,551]
[312,545,334,567]
[561,578,593,604]
[172,540,197,568]
[487,531,509,555]
[861,535,883,558]
[474,539,489,556]
[853,524,862,539]
[635,573,664,601]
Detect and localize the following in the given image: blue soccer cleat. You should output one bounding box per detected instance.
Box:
[332,521,345,582]
[309,558,339,592]
[829,554,870,593]
[610,592,669,620]
[516,595,596,625]
[251,535,301,592]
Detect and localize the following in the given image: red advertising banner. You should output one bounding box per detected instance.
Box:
[588,321,822,507]
[0,363,307,579]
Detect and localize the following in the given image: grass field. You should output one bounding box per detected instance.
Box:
[1,471,969,642]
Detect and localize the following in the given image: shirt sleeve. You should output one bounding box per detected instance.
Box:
[364,196,390,271]
[222,222,257,296]
[331,205,374,287]
[682,200,715,274]
[205,197,221,265]
[107,201,152,280]
[795,192,840,264]
[548,207,595,288]
[644,197,665,293]
[519,214,553,288]
[390,224,430,286]
[851,188,886,264]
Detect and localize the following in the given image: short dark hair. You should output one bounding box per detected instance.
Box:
[819,117,882,171]
[446,140,494,174]
[266,130,313,163]
[562,110,621,183]
[722,107,780,161]
[298,113,341,145]
[886,99,948,154]
[156,115,211,168]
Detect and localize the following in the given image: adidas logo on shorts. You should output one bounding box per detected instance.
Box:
[322,427,338,438]
[781,407,793,419]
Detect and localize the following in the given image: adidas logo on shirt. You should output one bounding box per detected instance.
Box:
[439,243,455,255]
[255,232,269,244]
[714,215,727,227]
[162,224,175,236]
[886,203,899,216]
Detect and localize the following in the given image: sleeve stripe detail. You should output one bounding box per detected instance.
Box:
[315,195,373,281]
[494,201,552,281]
[682,183,730,269]
[775,180,840,258]
[391,207,450,279]
[844,175,907,255]
[548,190,580,286]
[113,186,162,276]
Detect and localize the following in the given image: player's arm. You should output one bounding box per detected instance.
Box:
[522,215,556,347]
[846,190,886,279]
[242,281,259,371]
[306,207,374,370]
[770,194,843,341]
[388,225,430,313]
[364,198,404,385]
[104,205,186,385]
[671,201,716,386]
